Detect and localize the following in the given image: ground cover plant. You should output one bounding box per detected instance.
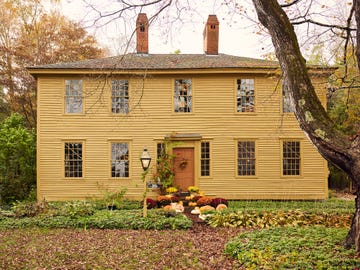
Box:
[225,226,360,269]
[0,195,359,269]
[228,197,354,214]
[0,199,192,230]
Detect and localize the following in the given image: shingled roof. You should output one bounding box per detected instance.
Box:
[28,53,279,72]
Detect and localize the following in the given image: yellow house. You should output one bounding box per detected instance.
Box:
[28,14,334,201]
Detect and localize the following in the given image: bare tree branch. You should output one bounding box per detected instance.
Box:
[291,18,356,31]
[280,0,302,8]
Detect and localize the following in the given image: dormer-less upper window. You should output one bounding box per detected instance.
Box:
[174,79,192,113]
[111,80,129,114]
[140,24,145,32]
[237,79,255,112]
[65,80,82,114]
[210,25,216,29]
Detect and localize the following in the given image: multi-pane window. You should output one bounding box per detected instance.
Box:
[283,141,300,175]
[174,79,192,112]
[237,141,256,176]
[65,80,82,113]
[111,143,129,177]
[64,143,83,177]
[201,142,210,176]
[111,80,129,114]
[237,79,255,112]
[283,85,294,113]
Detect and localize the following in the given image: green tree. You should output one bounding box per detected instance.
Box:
[0,113,36,204]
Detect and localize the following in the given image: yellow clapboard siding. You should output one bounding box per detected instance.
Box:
[36,72,329,201]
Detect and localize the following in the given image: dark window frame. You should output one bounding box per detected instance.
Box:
[201,141,210,176]
[237,141,256,176]
[64,142,83,178]
[282,141,301,176]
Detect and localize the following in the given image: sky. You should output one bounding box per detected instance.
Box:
[55,0,267,58]
[53,0,351,62]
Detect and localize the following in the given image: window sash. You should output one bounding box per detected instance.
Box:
[65,80,82,113]
[157,143,166,160]
[64,142,83,177]
[111,143,129,177]
[283,141,300,175]
[111,80,129,114]
[201,142,210,176]
[237,79,254,112]
[237,141,255,176]
[174,79,192,113]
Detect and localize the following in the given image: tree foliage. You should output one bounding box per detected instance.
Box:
[0,0,105,128]
[0,113,36,204]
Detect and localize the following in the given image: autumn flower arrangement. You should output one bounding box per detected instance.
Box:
[146,198,157,209]
[157,195,172,206]
[188,186,199,194]
[196,196,213,207]
[210,198,228,208]
[166,186,178,194]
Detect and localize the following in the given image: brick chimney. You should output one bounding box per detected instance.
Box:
[136,13,149,54]
[203,15,219,55]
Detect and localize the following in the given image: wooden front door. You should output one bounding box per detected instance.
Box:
[172,147,194,191]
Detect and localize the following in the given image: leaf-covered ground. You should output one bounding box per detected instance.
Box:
[0,222,245,270]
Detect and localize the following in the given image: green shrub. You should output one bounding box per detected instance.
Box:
[88,187,128,210]
[12,200,50,218]
[225,226,360,269]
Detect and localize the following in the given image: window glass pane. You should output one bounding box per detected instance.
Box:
[283,141,300,175]
[111,143,129,177]
[237,79,254,112]
[237,141,255,176]
[201,142,210,176]
[64,143,82,177]
[174,79,192,113]
[65,80,82,113]
[112,80,129,114]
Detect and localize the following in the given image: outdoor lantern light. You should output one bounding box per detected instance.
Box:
[140,148,151,171]
[140,147,151,217]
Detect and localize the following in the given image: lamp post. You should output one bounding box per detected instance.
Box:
[140,148,151,217]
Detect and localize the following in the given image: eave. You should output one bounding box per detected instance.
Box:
[27,66,335,77]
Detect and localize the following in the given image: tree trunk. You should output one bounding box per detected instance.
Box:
[252,0,360,253]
